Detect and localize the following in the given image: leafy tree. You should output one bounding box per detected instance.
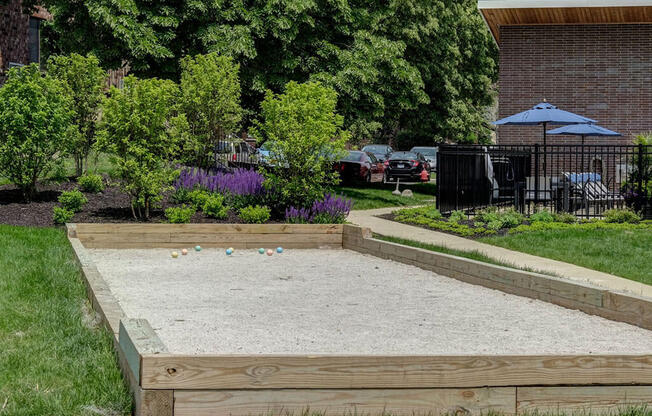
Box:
[47,53,107,176]
[0,64,74,200]
[180,53,242,169]
[41,0,497,143]
[253,81,348,209]
[96,76,188,219]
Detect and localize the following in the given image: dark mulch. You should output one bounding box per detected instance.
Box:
[0,179,280,227]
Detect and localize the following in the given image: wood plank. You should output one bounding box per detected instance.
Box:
[604,292,652,329]
[174,387,516,416]
[517,386,652,414]
[140,354,652,390]
[81,241,342,249]
[74,223,343,235]
[119,319,168,382]
[76,232,342,245]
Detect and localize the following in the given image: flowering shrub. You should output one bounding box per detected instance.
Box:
[285,194,353,224]
[174,167,264,196]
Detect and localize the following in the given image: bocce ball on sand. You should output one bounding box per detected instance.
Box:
[195,245,202,252]
[276,247,283,253]
[181,249,188,256]
[171,251,179,258]
[266,249,274,256]
[258,248,265,254]
[226,248,233,255]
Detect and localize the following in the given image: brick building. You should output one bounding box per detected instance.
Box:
[479,1,652,146]
[0,0,48,81]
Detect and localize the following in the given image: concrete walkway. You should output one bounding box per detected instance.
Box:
[348,207,652,298]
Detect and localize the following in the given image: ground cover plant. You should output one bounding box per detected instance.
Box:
[386,205,652,284]
[0,225,130,415]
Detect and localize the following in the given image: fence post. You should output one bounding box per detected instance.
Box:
[435,150,440,210]
[638,143,644,195]
[534,144,540,204]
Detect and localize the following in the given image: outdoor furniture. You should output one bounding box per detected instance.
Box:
[561,172,624,214]
[525,176,553,201]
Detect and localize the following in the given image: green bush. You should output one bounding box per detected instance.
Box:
[239,205,271,224]
[165,205,195,223]
[180,53,242,169]
[47,53,106,176]
[77,173,104,193]
[604,208,641,224]
[53,206,75,224]
[530,210,555,223]
[394,207,496,237]
[202,194,228,219]
[188,189,211,209]
[58,190,88,212]
[170,187,192,204]
[0,64,74,200]
[448,210,465,223]
[97,76,188,219]
[253,81,349,209]
[552,212,577,224]
[476,207,524,229]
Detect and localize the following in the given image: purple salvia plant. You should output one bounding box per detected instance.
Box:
[175,168,264,196]
[285,193,353,224]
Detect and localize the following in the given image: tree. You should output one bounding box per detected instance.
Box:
[47,53,107,176]
[96,76,188,219]
[0,64,74,200]
[41,0,497,143]
[180,53,242,169]
[253,81,349,209]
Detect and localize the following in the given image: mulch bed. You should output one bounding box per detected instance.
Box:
[0,178,280,227]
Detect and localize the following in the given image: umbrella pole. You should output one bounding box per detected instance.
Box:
[543,122,547,197]
[581,135,585,172]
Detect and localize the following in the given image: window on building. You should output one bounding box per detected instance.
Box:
[28,17,40,65]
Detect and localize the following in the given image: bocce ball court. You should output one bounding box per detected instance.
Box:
[66,223,652,416]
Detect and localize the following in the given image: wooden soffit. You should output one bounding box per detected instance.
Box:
[478,1,652,44]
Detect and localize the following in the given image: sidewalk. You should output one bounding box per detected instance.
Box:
[347,207,652,298]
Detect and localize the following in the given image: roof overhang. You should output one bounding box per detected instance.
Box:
[478,1,652,44]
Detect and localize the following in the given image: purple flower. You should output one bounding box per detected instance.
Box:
[285,193,353,224]
[174,168,264,196]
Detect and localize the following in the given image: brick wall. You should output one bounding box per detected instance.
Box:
[0,0,31,80]
[498,24,652,146]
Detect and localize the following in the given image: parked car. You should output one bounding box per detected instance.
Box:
[334,151,385,183]
[361,144,394,162]
[384,151,430,182]
[215,140,259,169]
[410,146,438,170]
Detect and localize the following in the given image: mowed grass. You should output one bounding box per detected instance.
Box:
[479,227,652,285]
[0,226,131,415]
[335,182,436,210]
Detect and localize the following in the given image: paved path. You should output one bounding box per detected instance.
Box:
[348,207,652,298]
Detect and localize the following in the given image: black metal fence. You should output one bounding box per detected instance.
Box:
[436,144,652,219]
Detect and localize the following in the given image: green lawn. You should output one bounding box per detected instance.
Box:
[479,227,652,285]
[335,182,436,210]
[0,152,113,186]
[0,226,131,415]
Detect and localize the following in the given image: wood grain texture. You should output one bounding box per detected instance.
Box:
[140,354,652,390]
[73,223,343,234]
[174,387,516,416]
[517,386,652,414]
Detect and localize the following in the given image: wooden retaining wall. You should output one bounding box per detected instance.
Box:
[66,223,652,416]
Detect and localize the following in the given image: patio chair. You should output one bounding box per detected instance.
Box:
[562,172,624,214]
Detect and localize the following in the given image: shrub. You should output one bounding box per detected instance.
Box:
[476,206,524,229]
[97,76,188,219]
[604,208,641,224]
[58,190,88,212]
[448,210,465,223]
[530,210,555,223]
[180,53,242,169]
[53,206,75,224]
[239,205,271,224]
[253,81,349,209]
[77,173,104,193]
[47,53,106,176]
[285,194,353,224]
[165,205,195,223]
[188,189,211,209]
[202,194,228,219]
[552,212,577,224]
[0,64,74,200]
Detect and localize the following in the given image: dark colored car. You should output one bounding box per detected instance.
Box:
[334,151,385,183]
[384,151,430,182]
[361,144,394,162]
[410,146,438,170]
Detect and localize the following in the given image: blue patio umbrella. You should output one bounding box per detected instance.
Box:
[493,101,596,175]
[493,102,597,148]
[547,123,622,171]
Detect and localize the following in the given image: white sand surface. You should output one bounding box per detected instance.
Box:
[89,248,652,355]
